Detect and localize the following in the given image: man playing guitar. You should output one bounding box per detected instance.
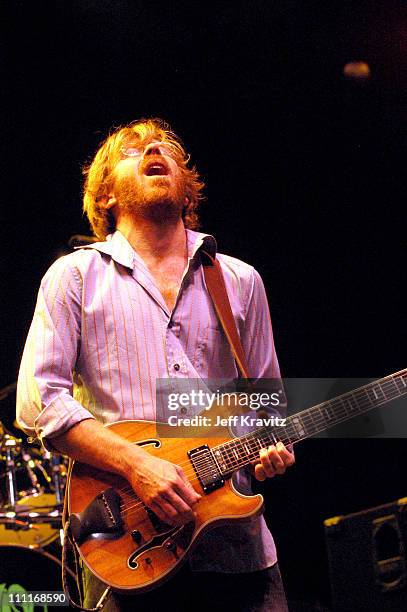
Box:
[17,118,295,611]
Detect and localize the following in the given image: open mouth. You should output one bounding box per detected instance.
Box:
[144,161,169,176]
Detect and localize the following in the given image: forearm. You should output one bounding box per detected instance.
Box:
[51,419,147,481]
[52,418,201,525]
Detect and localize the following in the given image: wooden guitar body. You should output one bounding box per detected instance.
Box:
[66,369,407,593]
[67,420,263,593]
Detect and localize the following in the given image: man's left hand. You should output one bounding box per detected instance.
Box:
[252,441,295,481]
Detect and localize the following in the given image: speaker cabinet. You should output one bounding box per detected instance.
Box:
[324,497,407,611]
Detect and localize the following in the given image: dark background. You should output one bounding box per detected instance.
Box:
[1,1,406,608]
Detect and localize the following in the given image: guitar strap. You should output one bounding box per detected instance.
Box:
[201,249,252,383]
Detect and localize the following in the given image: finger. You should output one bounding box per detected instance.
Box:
[276,441,295,466]
[266,445,286,474]
[152,497,191,526]
[259,447,276,478]
[176,469,202,505]
[150,500,177,526]
[254,463,267,482]
[163,488,196,522]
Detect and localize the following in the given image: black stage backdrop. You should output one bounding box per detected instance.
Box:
[1,1,406,607]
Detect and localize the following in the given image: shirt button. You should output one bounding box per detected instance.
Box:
[180,407,187,415]
[174,363,180,371]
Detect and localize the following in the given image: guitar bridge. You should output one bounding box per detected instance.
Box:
[188,445,224,494]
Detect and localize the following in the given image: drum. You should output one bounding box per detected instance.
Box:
[0,492,62,547]
[0,444,64,500]
[0,545,77,609]
[0,445,67,547]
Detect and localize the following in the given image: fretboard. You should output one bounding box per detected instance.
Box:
[211,368,407,476]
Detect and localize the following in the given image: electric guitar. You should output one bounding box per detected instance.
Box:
[67,368,407,593]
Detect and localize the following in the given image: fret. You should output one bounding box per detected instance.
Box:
[214,448,228,472]
[347,393,359,413]
[283,433,294,446]
[353,388,368,410]
[366,384,385,403]
[238,439,250,461]
[292,416,306,439]
[394,374,407,393]
[328,398,346,422]
[256,431,267,448]
[250,436,262,459]
[363,387,374,407]
[234,440,244,459]
[222,444,235,468]
[339,397,349,416]
[317,406,325,422]
[335,400,345,417]
[213,368,407,477]
[305,409,319,435]
[324,402,335,421]
[284,420,298,443]
[375,384,386,400]
[381,378,401,399]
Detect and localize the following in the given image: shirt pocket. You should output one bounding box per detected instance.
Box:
[193,324,238,379]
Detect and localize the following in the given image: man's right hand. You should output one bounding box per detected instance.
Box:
[51,419,201,526]
[129,452,201,526]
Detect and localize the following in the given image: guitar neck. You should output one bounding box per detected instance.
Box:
[211,369,407,476]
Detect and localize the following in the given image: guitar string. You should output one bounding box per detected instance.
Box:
[120,387,397,520]
[117,388,402,509]
[111,374,407,517]
[114,374,407,510]
[117,390,393,521]
[118,402,360,518]
[117,372,405,501]
[118,431,289,517]
[119,410,406,520]
[114,423,295,502]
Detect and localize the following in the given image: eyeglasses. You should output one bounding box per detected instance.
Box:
[120,141,178,158]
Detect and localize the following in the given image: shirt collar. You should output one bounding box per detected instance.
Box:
[76,228,217,270]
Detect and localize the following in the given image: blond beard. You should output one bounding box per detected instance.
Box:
[114,175,186,224]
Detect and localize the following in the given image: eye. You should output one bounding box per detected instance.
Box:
[160,144,175,155]
[160,143,183,159]
[121,146,143,157]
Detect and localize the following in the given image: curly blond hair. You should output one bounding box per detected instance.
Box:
[83,118,205,240]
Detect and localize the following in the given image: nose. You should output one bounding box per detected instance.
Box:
[144,142,164,157]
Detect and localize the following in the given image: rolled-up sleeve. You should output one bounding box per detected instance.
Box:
[16,256,95,449]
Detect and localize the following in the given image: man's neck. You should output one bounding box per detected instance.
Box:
[116,215,187,264]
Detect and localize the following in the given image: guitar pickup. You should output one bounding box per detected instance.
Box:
[188,445,224,494]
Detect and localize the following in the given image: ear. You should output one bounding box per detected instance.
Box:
[105,194,117,210]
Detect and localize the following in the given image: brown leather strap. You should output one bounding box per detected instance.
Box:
[201,250,251,381]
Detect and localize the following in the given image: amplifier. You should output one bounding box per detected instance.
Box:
[324,497,407,611]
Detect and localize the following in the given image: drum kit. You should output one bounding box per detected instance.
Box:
[0,418,72,601]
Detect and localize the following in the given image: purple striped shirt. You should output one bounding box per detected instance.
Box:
[17,228,283,572]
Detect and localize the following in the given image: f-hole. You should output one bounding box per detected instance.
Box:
[136,439,162,449]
